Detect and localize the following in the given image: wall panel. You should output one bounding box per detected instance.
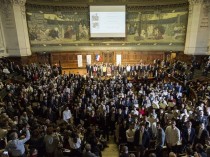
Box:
[50,51,164,69]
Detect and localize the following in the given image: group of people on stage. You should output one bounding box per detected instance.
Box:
[86,59,169,78]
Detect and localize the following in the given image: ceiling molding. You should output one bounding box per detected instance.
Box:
[26,0,188,7]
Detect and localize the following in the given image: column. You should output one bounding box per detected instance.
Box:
[184,0,210,55]
[208,3,210,54]
[0,14,6,56]
[0,0,31,57]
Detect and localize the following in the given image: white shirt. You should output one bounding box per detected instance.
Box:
[126,66,131,72]
[68,137,81,149]
[63,109,72,122]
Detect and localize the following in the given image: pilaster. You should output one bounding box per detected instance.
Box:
[0,0,31,57]
[184,0,209,55]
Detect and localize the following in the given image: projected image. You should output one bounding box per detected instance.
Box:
[91,13,99,29]
[89,6,126,38]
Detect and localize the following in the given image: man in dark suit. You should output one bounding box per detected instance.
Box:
[155,122,165,157]
[195,122,209,146]
[83,143,97,157]
[195,110,208,128]
[134,123,150,157]
[181,121,195,151]
[120,145,129,157]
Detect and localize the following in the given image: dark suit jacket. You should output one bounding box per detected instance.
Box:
[196,128,209,146]
[120,153,129,157]
[181,127,196,145]
[134,130,150,148]
[83,151,97,157]
[196,116,208,127]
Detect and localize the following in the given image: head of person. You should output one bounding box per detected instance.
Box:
[156,122,162,130]
[171,119,176,129]
[9,132,18,140]
[85,143,91,152]
[149,153,156,157]
[46,127,54,135]
[169,152,177,157]
[195,143,204,153]
[122,146,128,154]
[65,106,69,111]
[140,123,145,132]
[186,121,192,129]
[185,146,194,156]
[129,153,135,157]
[199,122,205,130]
[199,110,204,116]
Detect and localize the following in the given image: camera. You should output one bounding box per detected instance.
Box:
[3,151,8,155]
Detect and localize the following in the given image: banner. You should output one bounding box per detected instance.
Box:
[77,55,83,67]
[116,54,121,65]
[86,55,91,65]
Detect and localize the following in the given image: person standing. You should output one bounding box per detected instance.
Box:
[63,106,72,123]
[5,125,30,157]
[83,144,97,157]
[181,121,195,151]
[165,119,180,153]
[155,122,165,157]
[134,123,150,157]
[44,127,59,157]
[126,124,135,147]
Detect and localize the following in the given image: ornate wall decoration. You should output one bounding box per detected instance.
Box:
[0,0,26,18]
[26,3,188,51]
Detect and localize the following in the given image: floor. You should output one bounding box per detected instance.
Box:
[102,136,119,157]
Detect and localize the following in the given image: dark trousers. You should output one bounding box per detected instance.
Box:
[11,154,26,157]
[156,146,163,157]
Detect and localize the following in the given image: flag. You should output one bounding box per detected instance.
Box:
[96,54,102,61]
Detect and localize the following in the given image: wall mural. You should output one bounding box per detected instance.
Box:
[26,5,188,48]
[127,10,187,43]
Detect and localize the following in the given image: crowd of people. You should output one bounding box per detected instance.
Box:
[86,59,167,79]
[0,56,209,157]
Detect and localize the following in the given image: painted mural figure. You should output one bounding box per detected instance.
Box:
[79,24,88,39]
[49,27,59,39]
[153,26,165,40]
[147,25,154,39]
[64,26,74,39]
